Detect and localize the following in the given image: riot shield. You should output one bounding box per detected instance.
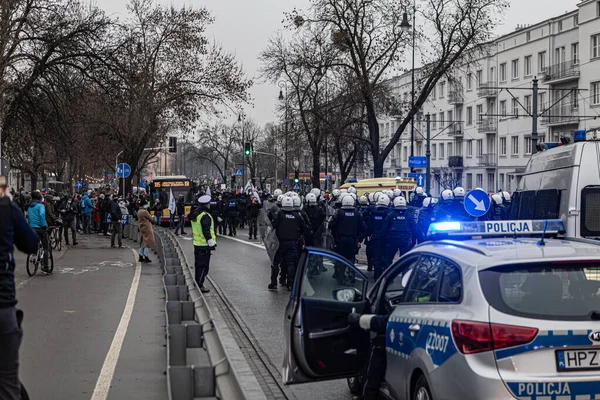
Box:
[259,205,279,265]
[313,220,334,251]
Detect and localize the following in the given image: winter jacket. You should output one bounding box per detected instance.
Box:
[109,201,123,221]
[28,201,48,229]
[81,195,93,214]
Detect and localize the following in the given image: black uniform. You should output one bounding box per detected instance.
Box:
[366,206,389,280]
[217,197,227,234]
[433,200,455,223]
[238,195,248,228]
[272,209,307,289]
[383,207,416,266]
[450,198,472,222]
[416,205,435,243]
[225,197,240,236]
[247,199,262,239]
[189,205,216,290]
[329,207,367,284]
[305,204,325,246]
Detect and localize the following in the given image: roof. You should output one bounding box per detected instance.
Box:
[413,238,600,269]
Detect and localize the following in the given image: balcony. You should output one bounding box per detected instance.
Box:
[476,118,497,134]
[477,153,497,167]
[448,122,463,136]
[448,87,464,105]
[448,155,463,168]
[541,105,580,126]
[477,81,498,98]
[542,60,580,83]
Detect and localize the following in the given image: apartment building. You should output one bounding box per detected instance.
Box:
[376,0,600,196]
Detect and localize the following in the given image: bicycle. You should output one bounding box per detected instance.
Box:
[49,224,62,252]
[26,235,54,277]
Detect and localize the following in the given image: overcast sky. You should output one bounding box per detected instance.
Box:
[96,0,580,126]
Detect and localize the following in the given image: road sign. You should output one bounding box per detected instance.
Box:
[464,189,491,217]
[235,168,243,177]
[408,173,426,187]
[408,156,427,169]
[74,181,82,189]
[116,163,131,178]
[105,173,113,179]
[139,179,146,189]
[292,182,301,191]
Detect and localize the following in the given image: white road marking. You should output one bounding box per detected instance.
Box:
[217,234,265,250]
[90,249,141,400]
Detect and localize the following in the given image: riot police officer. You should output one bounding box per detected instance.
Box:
[225,194,239,236]
[329,195,367,285]
[217,193,227,235]
[366,194,390,280]
[305,193,325,244]
[383,197,416,267]
[490,194,505,221]
[433,189,455,222]
[417,197,436,242]
[270,197,308,291]
[499,190,512,219]
[450,186,472,221]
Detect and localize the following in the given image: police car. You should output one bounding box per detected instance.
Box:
[283,219,600,399]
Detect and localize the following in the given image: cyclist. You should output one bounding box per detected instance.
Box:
[27,192,50,273]
[0,176,38,399]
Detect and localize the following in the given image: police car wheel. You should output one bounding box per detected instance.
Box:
[412,375,432,400]
[346,375,364,395]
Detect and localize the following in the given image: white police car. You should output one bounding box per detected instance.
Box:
[283,219,600,399]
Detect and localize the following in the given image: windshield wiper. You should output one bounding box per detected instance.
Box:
[590,311,600,320]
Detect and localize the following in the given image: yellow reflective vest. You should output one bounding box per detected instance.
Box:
[192,211,216,247]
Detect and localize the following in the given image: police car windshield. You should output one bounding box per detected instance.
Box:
[479,261,600,321]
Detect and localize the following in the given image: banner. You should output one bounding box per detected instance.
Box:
[168,188,176,214]
[245,180,261,204]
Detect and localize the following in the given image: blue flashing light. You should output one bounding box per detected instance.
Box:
[429,221,462,232]
[543,143,559,150]
[574,129,586,142]
[426,219,566,239]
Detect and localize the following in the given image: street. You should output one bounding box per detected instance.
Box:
[175,227,373,400]
[14,234,167,400]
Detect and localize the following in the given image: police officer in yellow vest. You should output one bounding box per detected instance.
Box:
[189,195,216,293]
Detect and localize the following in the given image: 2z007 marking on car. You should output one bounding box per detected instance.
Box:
[425,332,449,354]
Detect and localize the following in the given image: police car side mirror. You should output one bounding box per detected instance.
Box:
[333,288,362,302]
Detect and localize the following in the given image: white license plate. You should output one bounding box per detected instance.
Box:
[556,349,600,371]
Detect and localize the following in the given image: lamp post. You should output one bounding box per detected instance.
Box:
[238,112,245,190]
[400,1,416,173]
[278,81,289,187]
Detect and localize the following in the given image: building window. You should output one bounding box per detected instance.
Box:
[525,136,532,155]
[592,34,600,59]
[597,1,600,17]
[431,114,437,129]
[476,104,483,122]
[487,173,495,192]
[439,112,444,127]
[455,139,463,156]
[440,81,445,98]
[403,146,408,161]
[467,140,473,157]
[466,107,473,125]
[526,31,531,42]
[539,92,546,110]
[476,139,483,157]
[574,15,579,26]
[592,82,600,105]
[511,136,519,155]
[511,59,519,79]
[524,55,532,76]
[476,69,483,85]
[558,20,563,32]
[500,63,507,82]
[466,173,473,190]
[512,98,519,117]
[572,43,579,64]
[476,174,483,189]
[448,142,453,157]
[432,144,437,159]
[417,142,423,156]
[500,100,507,117]
[538,51,546,72]
[439,143,445,159]
[500,137,507,156]
[525,95,532,114]
[572,87,579,109]
[466,73,472,90]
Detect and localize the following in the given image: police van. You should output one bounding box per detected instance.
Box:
[517,131,600,239]
[283,219,600,399]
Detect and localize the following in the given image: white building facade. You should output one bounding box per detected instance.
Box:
[376,0,600,196]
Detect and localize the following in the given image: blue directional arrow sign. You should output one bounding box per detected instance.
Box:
[235,168,243,177]
[408,173,426,187]
[74,181,82,189]
[116,163,131,178]
[464,189,491,217]
[292,182,301,191]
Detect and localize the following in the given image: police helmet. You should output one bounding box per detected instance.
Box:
[359,195,368,205]
[340,188,348,194]
[501,191,511,202]
[491,194,503,205]
[349,193,357,201]
[277,194,285,204]
[441,189,454,201]
[281,196,294,210]
[292,196,302,209]
[332,189,341,198]
[290,192,299,198]
[341,195,355,209]
[416,187,424,195]
[387,190,395,198]
[393,196,407,209]
[474,187,484,192]
[376,194,390,207]
[368,193,374,203]
[422,197,432,208]
[348,186,357,194]
[274,189,283,197]
[310,188,320,196]
[319,195,325,202]
[453,186,465,198]
[306,193,317,204]
[373,191,383,202]
[393,188,401,198]
[431,198,439,204]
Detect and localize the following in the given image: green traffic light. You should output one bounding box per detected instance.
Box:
[294,178,299,183]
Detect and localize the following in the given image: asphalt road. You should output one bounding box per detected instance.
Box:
[176,226,373,400]
[13,233,167,400]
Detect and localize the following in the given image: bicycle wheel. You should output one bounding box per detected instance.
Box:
[47,248,54,274]
[26,252,39,277]
[50,230,57,250]
[55,230,62,252]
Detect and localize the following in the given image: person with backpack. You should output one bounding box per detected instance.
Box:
[109,197,123,248]
[58,194,78,246]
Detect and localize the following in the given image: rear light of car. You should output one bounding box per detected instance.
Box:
[451,320,538,354]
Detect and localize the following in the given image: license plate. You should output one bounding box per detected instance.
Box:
[556,349,600,371]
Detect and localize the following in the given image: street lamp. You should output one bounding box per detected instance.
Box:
[278,81,289,187]
[400,3,416,173]
[238,112,246,189]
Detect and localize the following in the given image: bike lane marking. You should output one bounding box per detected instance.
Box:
[90,248,141,400]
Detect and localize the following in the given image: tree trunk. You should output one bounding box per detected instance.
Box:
[311,153,321,191]
[372,155,384,179]
[30,171,37,190]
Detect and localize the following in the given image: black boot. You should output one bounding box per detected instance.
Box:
[139,255,144,262]
[144,256,151,263]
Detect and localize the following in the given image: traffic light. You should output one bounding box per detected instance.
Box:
[168,136,177,153]
[294,170,299,183]
[244,142,251,156]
